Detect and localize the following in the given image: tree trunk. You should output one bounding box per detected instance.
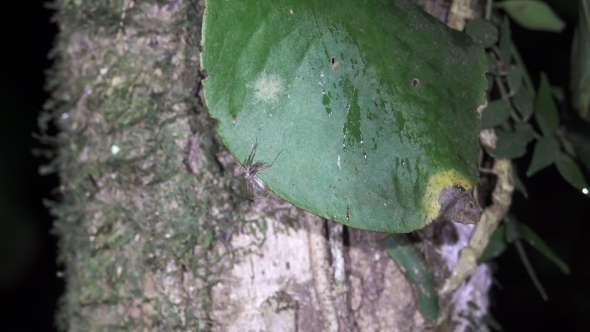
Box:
[43,0,491,330]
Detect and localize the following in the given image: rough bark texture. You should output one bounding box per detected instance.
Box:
[42,0,492,331]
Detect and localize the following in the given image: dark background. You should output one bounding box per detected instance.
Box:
[0,1,62,331]
[0,0,587,331]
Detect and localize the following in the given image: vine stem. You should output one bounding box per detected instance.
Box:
[440,158,514,296]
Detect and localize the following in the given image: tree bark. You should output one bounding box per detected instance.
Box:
[43,0,492,330]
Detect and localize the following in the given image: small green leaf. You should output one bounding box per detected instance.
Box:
[513,166,529,198]
[486,131,526,158]
[514,240,548,300]
[487,52,501,76]
[507,65,523,95]
[486,122,534,159]
[512,86,534,121]
[203,231,213,250]
[496,0,566,32]
[504,215,520,243]
[570,0,590,120]
[504,215,550,299]
[481,100,512,128]
[482,314,504,331]
[574,141,590,174]
[560,123,590,173]
[550,86,564,101]
[479,224,508,262]
[535,72,560,136]
[499,19,512,66]
[515,221,571,274]
[465,18,499,48]
[556,129,578,157]
[580,150,590,174]
[526,136,560,176]
[515,122,535,140]
[382,235,438,322]
[556,153,590,192]
[486,73,495,93]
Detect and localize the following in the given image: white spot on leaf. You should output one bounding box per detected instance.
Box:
[249,71,285,105]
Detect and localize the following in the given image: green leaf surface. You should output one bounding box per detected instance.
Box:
[556,153,589,193]
[382,234,438,322]
[481,100,511,128]
[496,0,566,32]
[465,18,499,48]
[479,224,508,262]
[202,0,487,232]
[535,72,560,136]
[512,86,534,121]
[486,122,534,159]
[526,136,560,176]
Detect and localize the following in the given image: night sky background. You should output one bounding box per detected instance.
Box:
[0,0,588,331]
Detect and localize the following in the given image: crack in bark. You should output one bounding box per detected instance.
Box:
[305,212,357,332]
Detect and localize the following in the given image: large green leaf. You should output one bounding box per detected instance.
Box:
[202,0,487,232]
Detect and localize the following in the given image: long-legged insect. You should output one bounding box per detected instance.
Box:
[241,139,283,197]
